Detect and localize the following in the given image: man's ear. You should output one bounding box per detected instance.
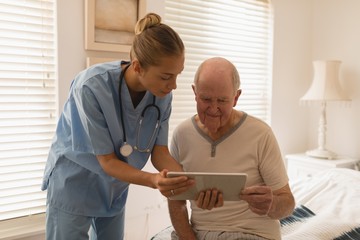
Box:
[233,89,242,107]
[191,84,196,95]
[191,84,198,100]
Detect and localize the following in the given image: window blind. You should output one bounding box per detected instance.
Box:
[164,0,272,138]
[0,0,56,221]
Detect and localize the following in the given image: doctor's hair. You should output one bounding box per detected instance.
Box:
[130,12,184,68]
[193,57,240,95]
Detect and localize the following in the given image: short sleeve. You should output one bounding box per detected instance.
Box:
[258,128,289,190]
[71,85,114,155]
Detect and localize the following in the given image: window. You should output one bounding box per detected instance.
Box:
[164,0,272,137]
[0,0,56,221]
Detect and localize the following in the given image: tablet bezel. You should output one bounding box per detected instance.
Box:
[167,172,247,201]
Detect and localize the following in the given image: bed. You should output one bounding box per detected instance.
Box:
[152,168,360,240]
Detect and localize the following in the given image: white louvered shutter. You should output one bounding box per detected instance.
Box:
[0,0,56,220]
[164,0,272,138]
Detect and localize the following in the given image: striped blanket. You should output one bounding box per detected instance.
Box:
[281,205,360,240]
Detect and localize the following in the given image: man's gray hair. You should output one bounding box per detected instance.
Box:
[193,57,240,95]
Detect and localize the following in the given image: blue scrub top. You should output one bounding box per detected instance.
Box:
[41,60,172,217]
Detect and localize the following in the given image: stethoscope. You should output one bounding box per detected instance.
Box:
[119,64,161,157]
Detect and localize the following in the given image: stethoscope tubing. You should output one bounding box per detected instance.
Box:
[118,64,161,156]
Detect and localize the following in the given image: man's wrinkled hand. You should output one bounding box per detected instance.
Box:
[196,188,224,210]
[240,185,273,215]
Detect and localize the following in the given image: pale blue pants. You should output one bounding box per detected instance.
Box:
[46,205,124,240]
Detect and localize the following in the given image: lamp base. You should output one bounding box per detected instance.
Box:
[305,148,337,160]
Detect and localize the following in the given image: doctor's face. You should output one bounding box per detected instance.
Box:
[139,54,185,98]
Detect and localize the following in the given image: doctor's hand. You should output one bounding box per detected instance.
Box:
[154,169,195,198]
[240,185,273,216]
[196,188,224,210]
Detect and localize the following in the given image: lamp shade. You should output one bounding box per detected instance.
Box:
[300,60,350,102]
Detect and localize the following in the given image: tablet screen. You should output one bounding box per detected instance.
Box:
[167,172,247,201]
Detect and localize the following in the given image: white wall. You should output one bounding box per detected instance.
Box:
[55,0,360,239]
[310,0,360,158]
[271,0,360,159]
[271,0,313,155]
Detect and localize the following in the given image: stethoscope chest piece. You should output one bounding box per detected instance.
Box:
[120,143,133,157]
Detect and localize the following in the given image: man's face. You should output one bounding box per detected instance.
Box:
[194,68,238,134]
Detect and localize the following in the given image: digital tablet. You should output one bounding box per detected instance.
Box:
[167,172,247,201]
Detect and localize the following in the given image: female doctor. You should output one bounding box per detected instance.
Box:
[41,13,193,240]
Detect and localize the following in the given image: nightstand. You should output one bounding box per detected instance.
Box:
[285,153,359,181]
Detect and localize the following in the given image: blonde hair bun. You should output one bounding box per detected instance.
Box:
[135,13,161,35]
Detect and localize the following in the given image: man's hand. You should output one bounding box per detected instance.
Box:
[196,188,224,210]
[240,185,273,215]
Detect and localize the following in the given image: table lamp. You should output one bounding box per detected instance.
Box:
[300,60,350,159]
